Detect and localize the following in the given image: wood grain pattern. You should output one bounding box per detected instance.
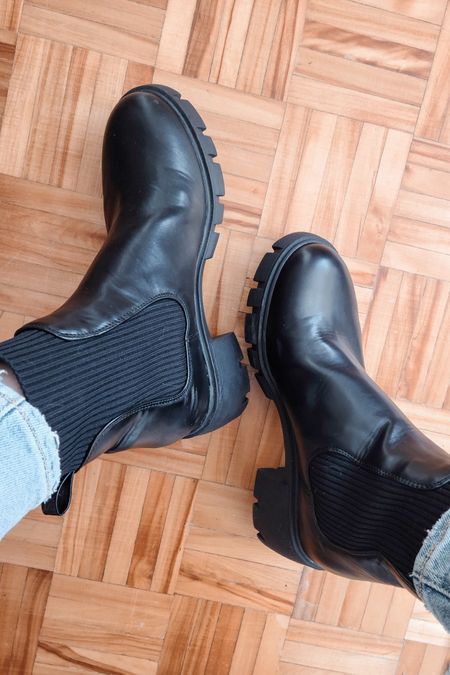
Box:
[0,0,449,672]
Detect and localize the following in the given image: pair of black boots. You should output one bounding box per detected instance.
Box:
[1,86,449,597]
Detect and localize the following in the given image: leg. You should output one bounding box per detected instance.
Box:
[247,232,450,626]
[0,86,248,518]
[413,508,450,630]
[0,360,24,396]
[0,373,60,538]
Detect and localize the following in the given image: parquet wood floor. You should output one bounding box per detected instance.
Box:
[0,1,449,673]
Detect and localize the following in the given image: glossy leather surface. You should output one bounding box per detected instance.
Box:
[17,88,217,460]
[266,241,450,590]
[27,91,207,337]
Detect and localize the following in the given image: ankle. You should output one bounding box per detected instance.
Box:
[0,360,25,397]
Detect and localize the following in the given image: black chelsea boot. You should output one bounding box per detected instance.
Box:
[246,232,450,594]
[0,85,249,515]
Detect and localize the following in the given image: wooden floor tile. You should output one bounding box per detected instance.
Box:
[282,619,403,675]
[39,574,173,661]
[0,563,52,674]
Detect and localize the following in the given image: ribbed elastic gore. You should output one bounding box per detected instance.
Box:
[310,450,450,581]
[0,299,187,475]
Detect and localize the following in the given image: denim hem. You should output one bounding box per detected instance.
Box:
[412,506,450,632]
[0,378,60,539]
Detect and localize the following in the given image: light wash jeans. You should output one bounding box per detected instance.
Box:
[0,379,60,538]
[0,381,449,632]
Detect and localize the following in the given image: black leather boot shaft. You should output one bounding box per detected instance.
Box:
[246,232,450,593]
[1,86,249,514]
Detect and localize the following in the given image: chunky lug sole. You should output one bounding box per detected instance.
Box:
[124,84,249,435]
[246,232,330,568]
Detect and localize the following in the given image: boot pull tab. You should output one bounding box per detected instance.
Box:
[41,472,74,515]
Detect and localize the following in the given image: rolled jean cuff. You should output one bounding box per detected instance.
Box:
[0,380,60,538]
[413,507,450,632]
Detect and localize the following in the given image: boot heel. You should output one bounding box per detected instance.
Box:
[199,333,249,434]
[253,467,321,568]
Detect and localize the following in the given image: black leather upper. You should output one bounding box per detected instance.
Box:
[28,91,207,338]
[265,241,450,590]
[17,88,217,460]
